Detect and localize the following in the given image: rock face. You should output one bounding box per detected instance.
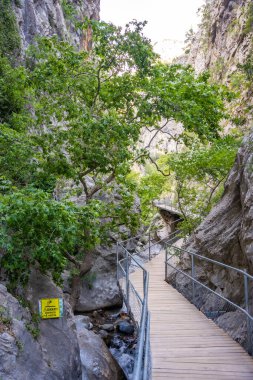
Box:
[13,0,100,50]
[186,131,253,272]
[75,319,126,380]
[25,270,82,379]
[0,281,82,380]
[170,132,253,349]
[185,0,253,78]
[69,245,123,312]
[181,0,253,124]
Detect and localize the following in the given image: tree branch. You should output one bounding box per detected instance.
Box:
[148,154,170,177]
[87,172,115,200]
[64,251,81,269]
[144,119,169,149]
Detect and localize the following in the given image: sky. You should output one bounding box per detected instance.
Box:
[100,0,205,60]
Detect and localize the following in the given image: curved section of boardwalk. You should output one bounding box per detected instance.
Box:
[130,253,253,380]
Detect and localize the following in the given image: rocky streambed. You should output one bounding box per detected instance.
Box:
[74,307,137,379]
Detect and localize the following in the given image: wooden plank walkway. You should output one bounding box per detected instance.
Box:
[130,252,253,380]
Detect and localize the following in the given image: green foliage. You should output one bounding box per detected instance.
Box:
[243,2,253,35]
[0,0,21,59]
[82,272,96,289]
[167,136,241,234]
[238,56,253,81]
[25,324,40,340]
[0,20,230,286]
[0,188,106,285]
[198,2,213,50]
[0,305,12,327]
[60,0,77,21]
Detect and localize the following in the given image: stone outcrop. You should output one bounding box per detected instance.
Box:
[180,0,253,125]
[75,317,126,380]
[13,0,100,50]
[0,281,82,380]
[185,0,253,79]
[170,131,253,349]
[67,245,123,313]
[186,131,253,273]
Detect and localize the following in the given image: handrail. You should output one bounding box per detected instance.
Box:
[132,271,149,380]
[168,245,253,281]
[120,219,180,243]
[116,240,151,380]
[165,243,253,354]
[166,260,253,322]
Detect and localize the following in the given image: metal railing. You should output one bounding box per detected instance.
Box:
[117,240,150,380]
[116,227,182,379]
[165,243,253,354]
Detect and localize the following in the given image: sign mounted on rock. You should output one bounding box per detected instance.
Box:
[39,298,63,319]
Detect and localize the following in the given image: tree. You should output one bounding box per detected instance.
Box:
[0,20,231,287]
[166,135,241,234]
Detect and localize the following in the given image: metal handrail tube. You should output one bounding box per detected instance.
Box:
[117,238,150,379]
[136,230,180,254]
[120,220,180,243]
[143,312,151,380]
[118,262,126,275]
[118,244,148,272]
[129,280,143,304]
[167,245,253,281]
[121,230,181,263]
[132,273,149,380]
[166,259,253,322]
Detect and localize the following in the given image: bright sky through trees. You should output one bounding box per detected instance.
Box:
[101,0,205,60]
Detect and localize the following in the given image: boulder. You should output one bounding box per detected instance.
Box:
[100,324,114,332]
[216,310,247,349]
[72,245,123,312]
[24,269,82,379]
[75,321,126,380]
[75,315,93,331]
[0,283,82,380]
[75,273,122,312]
[116,321,135,335]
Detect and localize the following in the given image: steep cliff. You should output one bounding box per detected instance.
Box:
[13,0,100,51]
[169,0,253,350]
[0,2,128,379]
[183,0,253,125]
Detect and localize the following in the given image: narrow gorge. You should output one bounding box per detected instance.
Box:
[0,0,253,379]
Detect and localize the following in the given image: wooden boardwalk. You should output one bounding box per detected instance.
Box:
[130,253,253,380]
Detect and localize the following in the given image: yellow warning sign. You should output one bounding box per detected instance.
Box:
[39,298,63,319]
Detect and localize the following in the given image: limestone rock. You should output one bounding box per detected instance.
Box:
[75,273,122,312]
[75,315,93,331]
[172,132,253,348]
[181,0,253,121]
[71,245,123,312]
[0,283,82,380]
[116,321,135,335]
[13,0,100,51]
[75,322,126,380]
[24,269,82,379]
[216,310,247,348]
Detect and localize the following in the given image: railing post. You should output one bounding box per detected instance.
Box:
[244,269,252,355]
[148,231,151,261]
[191,254,195,305]
[165,245,168,281]
[126,250,130,313]
[116,242,119,283]
[143,270,147,297]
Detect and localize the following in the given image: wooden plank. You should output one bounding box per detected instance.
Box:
[129,252,253,380]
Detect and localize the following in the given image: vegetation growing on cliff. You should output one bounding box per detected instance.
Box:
[0,0,21,60]
[0,20,231,288]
